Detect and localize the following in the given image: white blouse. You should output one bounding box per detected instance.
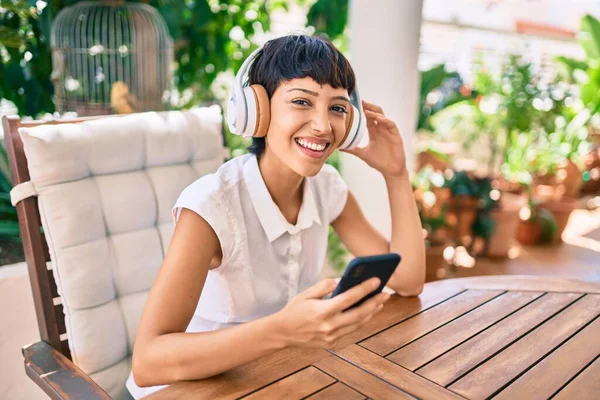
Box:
[127,153,348,398]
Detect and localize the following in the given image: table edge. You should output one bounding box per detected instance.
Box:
[425,275,600,293]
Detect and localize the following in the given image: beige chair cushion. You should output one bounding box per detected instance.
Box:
[17,106,226,399]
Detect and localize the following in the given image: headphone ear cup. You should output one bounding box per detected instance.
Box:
[339,104,367,150]
[250,84,270,138]
[338,104,355,149]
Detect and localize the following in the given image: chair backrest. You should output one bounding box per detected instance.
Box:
[2,108,227,399]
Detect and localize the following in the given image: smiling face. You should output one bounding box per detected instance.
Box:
[263,77,351,177]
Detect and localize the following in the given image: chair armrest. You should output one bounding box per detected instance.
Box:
[22,341,110,400]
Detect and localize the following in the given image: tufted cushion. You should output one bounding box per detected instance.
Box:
[18,107,226,399]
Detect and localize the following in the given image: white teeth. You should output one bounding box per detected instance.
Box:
[296,138,326,151]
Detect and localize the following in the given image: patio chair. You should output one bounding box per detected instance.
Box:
[2,106,228,399]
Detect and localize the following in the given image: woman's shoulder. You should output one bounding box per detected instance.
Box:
[172,155,253,262]
[181,154,251,200]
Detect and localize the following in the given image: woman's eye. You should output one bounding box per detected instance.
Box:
[293,99,310,106]
[332,106,348,114]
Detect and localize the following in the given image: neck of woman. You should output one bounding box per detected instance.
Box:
[257,149,304,223]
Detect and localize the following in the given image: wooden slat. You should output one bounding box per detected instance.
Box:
[331,345,462,399]
[332,284,467,350]
[56,303,66,335]
[417,292,582,386]
[361,290,503,356]
[448,295,600,399]
[49,269,59,299]
[553,356,600,400]
[61,339,71,360]
[388,291,543,370]
[315,353,416,400]
[307,382,366,400]
[42,228,51,262]
[146,348,330,399]
[242,367,335,400]
[494,315,600,399]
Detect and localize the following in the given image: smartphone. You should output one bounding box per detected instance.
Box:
[331,253,401,310]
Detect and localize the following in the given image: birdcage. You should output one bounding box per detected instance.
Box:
[51,1,174,116]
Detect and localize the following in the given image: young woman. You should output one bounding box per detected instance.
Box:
[127,34,425,398]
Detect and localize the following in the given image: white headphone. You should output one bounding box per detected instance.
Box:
[226,44,367,150]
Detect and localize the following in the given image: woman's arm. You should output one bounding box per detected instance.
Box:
[384,173,425,295]
[333,100,425,296]
[132,208,285,386]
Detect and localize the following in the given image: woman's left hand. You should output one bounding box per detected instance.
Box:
[341,100,407,178]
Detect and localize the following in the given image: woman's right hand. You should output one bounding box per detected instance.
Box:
[271,278,391,349]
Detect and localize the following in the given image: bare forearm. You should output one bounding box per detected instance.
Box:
[133,313,285,387]
[385,173,425,296]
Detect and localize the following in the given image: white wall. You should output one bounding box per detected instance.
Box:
[343,0,424,239]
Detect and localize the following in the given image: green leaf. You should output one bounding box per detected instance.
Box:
[420,65,448,97]
[581,81,598,106]
[537,208,558,243]
[0,26,26,48]
[158,6,182,40]
[555,55,588,82]
[307,0,348,40]
[579,15,600,60]
[0,221,22,239]
[0,205,17,217]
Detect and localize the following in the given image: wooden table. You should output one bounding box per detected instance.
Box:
[147,276,600,400]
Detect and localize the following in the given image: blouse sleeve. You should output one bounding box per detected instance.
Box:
[171,177,234,264]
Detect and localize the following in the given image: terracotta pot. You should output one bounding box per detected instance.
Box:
[534,161,583,200]
[486,193,527,257]
[559,160,583,199]
[448,196,479,245]
[416,150,448,172]
[539,197,579,242]
[495,177,526,195]
[516,220,543,245]
[533,184,564,203]
[588,127,600,145]
[533,173,557,187]
[425,244,448,282]
[581,145,600,194]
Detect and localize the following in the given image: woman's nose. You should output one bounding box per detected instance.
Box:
[310,109,332,133]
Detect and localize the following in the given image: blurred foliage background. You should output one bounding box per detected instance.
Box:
[0,0,352,268]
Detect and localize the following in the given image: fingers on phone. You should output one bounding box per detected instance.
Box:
[326,293,390,344]
[330,277,381,310]
[339,292,388,325]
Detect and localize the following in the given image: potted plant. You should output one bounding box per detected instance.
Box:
[428,100,526,257]
[442,169,523,257]
[412,167,453,282]
[415,64,475,172]
[433,53,584,249]
[506,130,578,244]
[516,186,559,245]
[555,14,600,195]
